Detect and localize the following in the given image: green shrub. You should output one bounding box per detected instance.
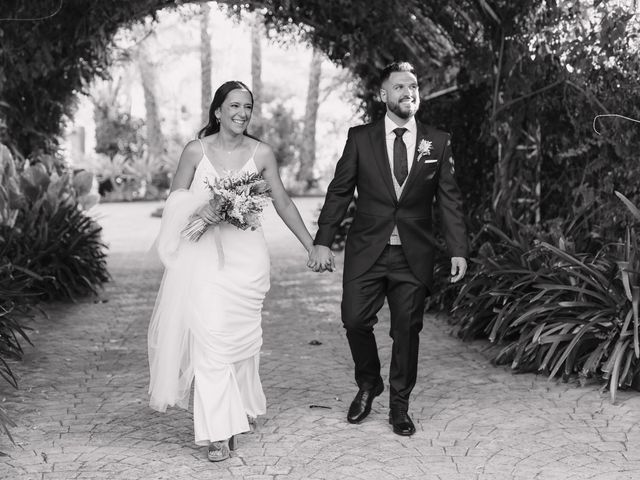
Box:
[6,201,109,300]
[0,265,36,389]
[451,192,640,402]
[0,148,109,446]
[3,160,108,300]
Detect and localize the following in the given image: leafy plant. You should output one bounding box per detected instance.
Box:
[6,162,109,300]
[0,267,36,389]
[0,276,36,450]
[261,101,302,169]
[0,147,110,445]
[451,192,640,402]
[0,229,38,448]
[9,202,109,300]
[93,99,146,161]
[123,150,170,200]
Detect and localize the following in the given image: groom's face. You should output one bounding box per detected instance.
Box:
[380,71,420,120]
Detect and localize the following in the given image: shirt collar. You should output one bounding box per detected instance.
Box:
[385,115,417,137]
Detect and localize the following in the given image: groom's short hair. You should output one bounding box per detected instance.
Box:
[380,62,416,85]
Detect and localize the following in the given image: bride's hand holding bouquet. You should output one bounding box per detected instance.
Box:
[182,171,271,241]
[195,195,225,225]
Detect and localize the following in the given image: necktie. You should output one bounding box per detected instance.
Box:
[393,127,408,186]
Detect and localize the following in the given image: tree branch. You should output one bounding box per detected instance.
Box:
[492,78,566,117]
[422,85,460,101]
[565,80,609,114]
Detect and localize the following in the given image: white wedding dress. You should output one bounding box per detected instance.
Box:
[148,141,269,444]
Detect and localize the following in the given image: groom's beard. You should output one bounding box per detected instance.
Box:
[387,97,419,119]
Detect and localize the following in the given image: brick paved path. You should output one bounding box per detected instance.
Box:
[2,198,640,480]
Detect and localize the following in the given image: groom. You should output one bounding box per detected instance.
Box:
[309,61,468,436]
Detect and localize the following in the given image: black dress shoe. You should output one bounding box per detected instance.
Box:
[347,381,384,424]
[388,409,416,436]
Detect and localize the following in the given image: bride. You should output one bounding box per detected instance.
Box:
[147,80,323,462]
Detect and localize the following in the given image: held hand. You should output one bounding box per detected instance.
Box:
[307,245,335,273]
[450,257,467,283]
[196,202,222,225]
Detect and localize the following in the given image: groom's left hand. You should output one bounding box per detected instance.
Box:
[450,257,467,283]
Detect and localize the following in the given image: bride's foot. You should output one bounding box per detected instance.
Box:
[247,416,257,433]
[207,436,236,462]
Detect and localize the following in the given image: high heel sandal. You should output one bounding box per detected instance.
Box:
[207,435,236,462]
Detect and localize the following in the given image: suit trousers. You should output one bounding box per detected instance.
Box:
[341,244,428,409]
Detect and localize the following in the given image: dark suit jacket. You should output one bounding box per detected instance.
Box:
[314,119,468,289]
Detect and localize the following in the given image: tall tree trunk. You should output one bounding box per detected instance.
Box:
[200,2,212,127]
[250,14,264,137]
[296,48,322,189]
[137,40,165,162]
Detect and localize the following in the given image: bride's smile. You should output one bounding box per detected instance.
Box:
[216,89,253,135]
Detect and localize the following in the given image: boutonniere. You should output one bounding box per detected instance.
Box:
[417,139,433,161]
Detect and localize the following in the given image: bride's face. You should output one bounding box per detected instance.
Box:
[216,89,253,135]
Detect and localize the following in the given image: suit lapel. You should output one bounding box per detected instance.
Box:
[398,122,428,201]
[368,119,397,202]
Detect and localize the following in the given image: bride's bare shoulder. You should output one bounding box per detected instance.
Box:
[180,139,206,166]
[253,140,275,159]
[252,140,276,172]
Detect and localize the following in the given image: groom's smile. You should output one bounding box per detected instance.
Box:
[399,96,416,107]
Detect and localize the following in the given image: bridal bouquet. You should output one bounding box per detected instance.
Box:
[182,171,272,241]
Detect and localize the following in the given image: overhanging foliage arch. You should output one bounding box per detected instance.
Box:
[0,0,489,157]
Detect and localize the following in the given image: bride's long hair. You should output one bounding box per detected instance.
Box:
[198,81,257,139]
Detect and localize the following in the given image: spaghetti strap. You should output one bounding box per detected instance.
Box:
[250,141,260,160]
[197,138,205,157]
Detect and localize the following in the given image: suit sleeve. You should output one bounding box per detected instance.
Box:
[437,134,469,258]
[314,127,358,247]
